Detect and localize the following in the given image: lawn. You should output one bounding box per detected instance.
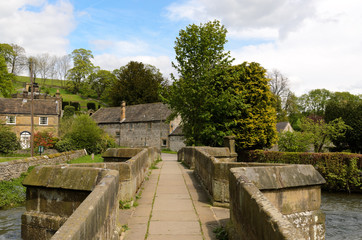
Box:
[0,153,31,163]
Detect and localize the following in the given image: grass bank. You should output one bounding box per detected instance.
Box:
[0,167,34,209]
[67,154,104,164]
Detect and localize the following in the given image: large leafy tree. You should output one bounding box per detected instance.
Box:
[325,92,362,152]
[110,61,167,106]
[88,69,116,100]
[0,55,14,97]
[67,48,95,93]
[298,89,332,117]
[165,20,233,146]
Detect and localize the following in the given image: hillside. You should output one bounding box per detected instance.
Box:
[9,76,106,110]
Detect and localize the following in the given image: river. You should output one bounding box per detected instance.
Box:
[0,193,361,239]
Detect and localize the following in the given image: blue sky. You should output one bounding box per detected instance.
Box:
[1,0,362,96]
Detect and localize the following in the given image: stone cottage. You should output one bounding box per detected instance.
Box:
[0,90,62,149]
[91,102,185,150]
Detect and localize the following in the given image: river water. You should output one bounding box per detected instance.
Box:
[0,193,361,239]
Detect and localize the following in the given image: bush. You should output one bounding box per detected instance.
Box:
[63,105,75,118]
[244,150,362,193]
[62,101,70,110]
[34,131,58,150]
[70,102,80,111]
[55,138,75,152]
[0,125,20,154]
[87,102,96,111]
[278,131,312,152]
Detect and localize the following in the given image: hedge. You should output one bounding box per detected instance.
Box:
[242,150,362,193]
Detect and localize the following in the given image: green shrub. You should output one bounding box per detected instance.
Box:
[0,124,20,154]
[278,131,312,152]
[62,101,70,110]
[244,150,362,193]
[70,102,80,111]
[87,102,96,111]
[63,105,75,118]
[55,138,75,152]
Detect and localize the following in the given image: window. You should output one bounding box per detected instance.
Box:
[39,117,48,125]
[6,116,16,124]
[147,122,152,130]
[116,131,120,136]
[162,139,167,147]
[129,123,134,131]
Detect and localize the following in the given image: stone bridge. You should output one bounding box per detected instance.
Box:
[21,138,326,240]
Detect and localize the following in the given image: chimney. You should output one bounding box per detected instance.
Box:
[121,101,126,121]
[55,89,60,99]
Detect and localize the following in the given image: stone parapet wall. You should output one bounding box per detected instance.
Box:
[21,166,119,240]
[69,147,160,201]
[0,150,87,181]
[229,166,325,240]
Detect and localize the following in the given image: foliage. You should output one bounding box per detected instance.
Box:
[67,48,95,93]
[245,150,362,193]
[63,105,75,118]
[87,102,96,111]
[213,226,229,240]
[0,55,14,97]
[164,20,233,146]
[88,69,116,100]
[0,43,14,64]
[0,167,34,209]
[278,131,312,152]
[298,89,332,117]
[325,92,362,153]
[33,131,58,149]
[70,101,80,111]
[301,117,350,152]
[0,123,20,154]
[57,115,115,154]
[110,61,167,106]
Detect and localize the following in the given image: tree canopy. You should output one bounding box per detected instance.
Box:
[109,61,167,106]
[88,69,116,100]
[0,55,14,97]
[67,48,95,93]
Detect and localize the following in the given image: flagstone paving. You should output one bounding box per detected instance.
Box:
[121,153,229,240]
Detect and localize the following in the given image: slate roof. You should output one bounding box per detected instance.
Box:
[276,121,291,132]
[169,125,184,136]
[0,98,60,115]
[92,102,172,124]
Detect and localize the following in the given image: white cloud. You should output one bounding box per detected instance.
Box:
[93,54,175,80]
[166,0,362,95]
[0,0,75,56]
[166,0,317,39]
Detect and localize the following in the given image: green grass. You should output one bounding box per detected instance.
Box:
[67,154,104,164]
[11,76,105,109]
[161,148,177,154]
[0,153,31,163]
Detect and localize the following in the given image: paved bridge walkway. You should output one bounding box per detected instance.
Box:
[120,153,229,240]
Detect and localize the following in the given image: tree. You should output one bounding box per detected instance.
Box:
[325,92,362,152]
[88,69,116,100]
[0,55,14,97]
[9,44,27,75]
[301,117,350,152]
[0,43,14,66]
[67,48,95,93]
[56,54,71,86]
[298,89,332,117]
[110,61,167,106]
[165,20,233,145]
[278,131,312,152]
[35,53,52,85]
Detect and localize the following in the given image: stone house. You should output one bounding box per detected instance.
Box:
[0,90,62,149]
[169,125,185,152]
[91,102,185,150]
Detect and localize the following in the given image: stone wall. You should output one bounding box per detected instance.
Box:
[21,166,119,240]
[229,166,325,240]
[169,135,185,152]
[0,150,87,181]
[68,147,160,201]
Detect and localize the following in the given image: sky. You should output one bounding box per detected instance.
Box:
[1,0,362,96]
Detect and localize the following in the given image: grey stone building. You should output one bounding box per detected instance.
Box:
[169,126,185,152]
[91,102,185,150]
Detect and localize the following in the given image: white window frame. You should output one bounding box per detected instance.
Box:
[39,117,48,125]
[6,116,16,124]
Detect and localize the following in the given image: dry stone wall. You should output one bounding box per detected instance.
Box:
[0,150,87,181]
